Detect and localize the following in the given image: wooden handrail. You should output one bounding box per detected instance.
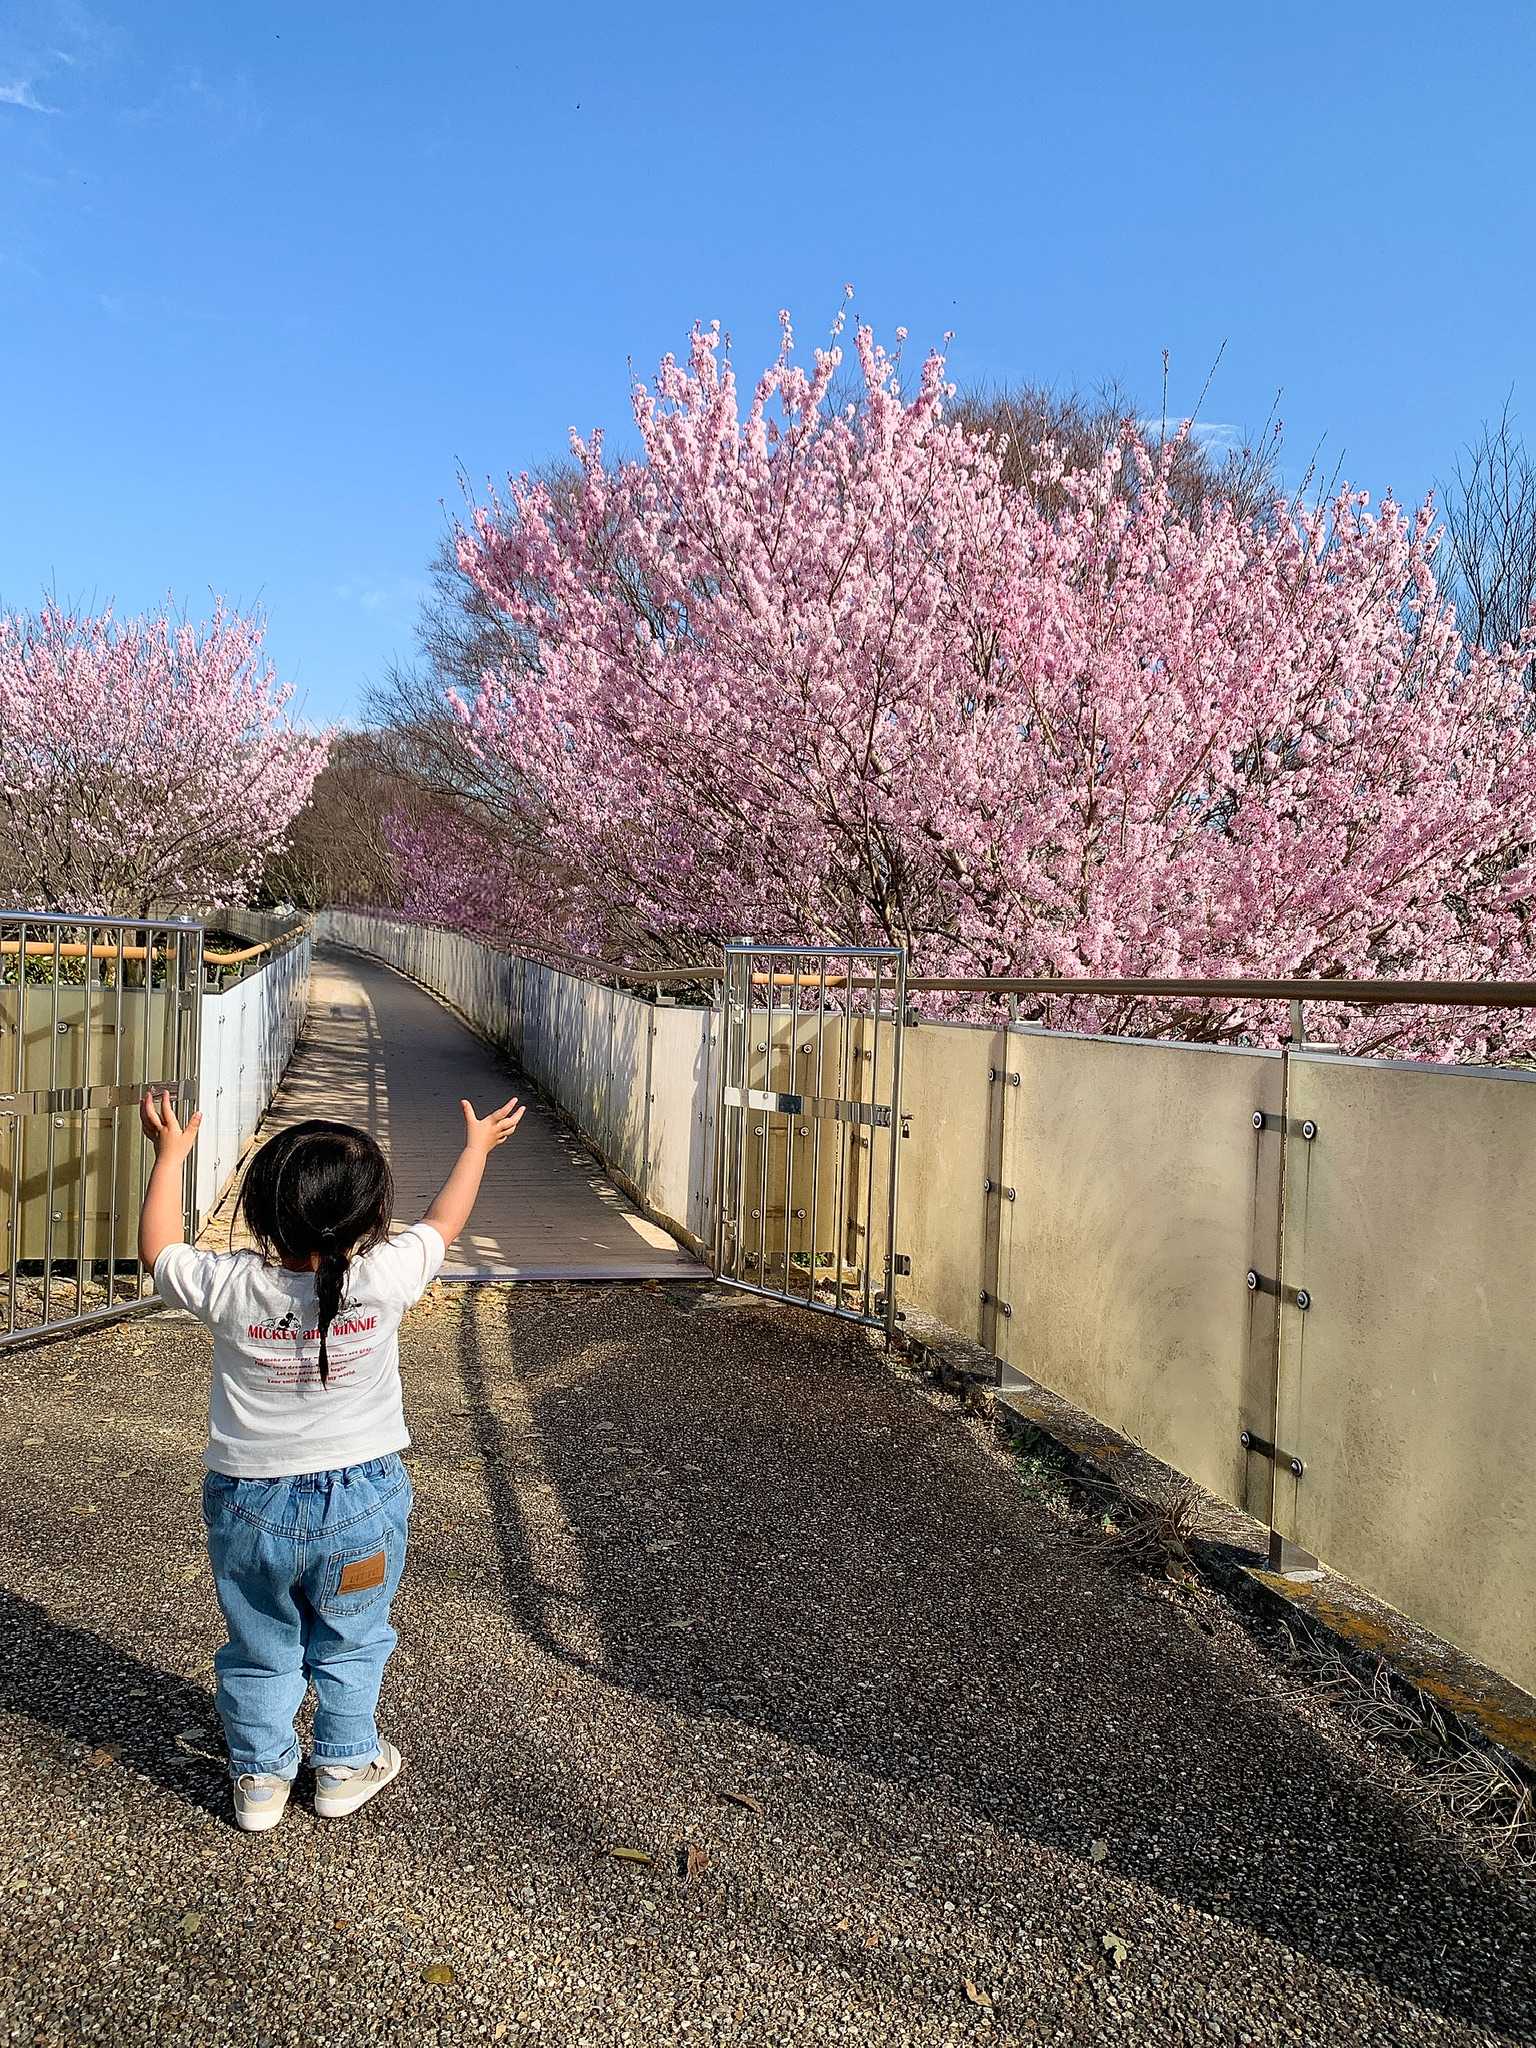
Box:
[0,922,309,969]
[1,939,163,962]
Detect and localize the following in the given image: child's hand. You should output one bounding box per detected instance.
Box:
[140,1088,202,1160]
[461,1094,524,1156]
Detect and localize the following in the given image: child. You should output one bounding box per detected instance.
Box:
[138,1088,523,1832]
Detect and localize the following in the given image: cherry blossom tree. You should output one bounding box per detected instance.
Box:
[399,304,1536,1057]
[0,600,329,918]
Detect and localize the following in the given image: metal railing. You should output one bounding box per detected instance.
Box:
[429,933,1536,1023]
[201,910,312,990]
[714,943,907,1336]
[0,907,316,1350]
[1,911,203,1345]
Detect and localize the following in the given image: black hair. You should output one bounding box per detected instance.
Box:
[233,1120,393,1387]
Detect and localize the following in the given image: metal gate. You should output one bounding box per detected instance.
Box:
[1,911,203,1349]
[714,943,907,1336]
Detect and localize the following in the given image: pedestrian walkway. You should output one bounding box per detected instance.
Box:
[206,948,702,1282]
[3,1284,1533,2046]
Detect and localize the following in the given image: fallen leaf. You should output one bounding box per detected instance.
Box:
[422,1962,456,1986]
[964,1980,994,2010]
[1101,1931,1129,1970]
[602,1846,654,1865]
[835,1918,852,1933]
[863,1932,880,1950]
[683,1841,710,1884]
[1089,1839,1109,1864]
[179,1911,203,1934]
[493,2027,509,2042]
[334,1918,351,1932]
[85,1744,120,1769]
[718,1790,764,1817]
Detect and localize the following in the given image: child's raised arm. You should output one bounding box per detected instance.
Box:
[421,1094,524,1247]
[139,1089,204,1268]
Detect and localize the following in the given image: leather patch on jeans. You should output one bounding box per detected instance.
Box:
[338,1549,387,1594]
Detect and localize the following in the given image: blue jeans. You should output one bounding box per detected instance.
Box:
[202,1454,413,1781]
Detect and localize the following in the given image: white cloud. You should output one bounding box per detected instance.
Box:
[334,575,427,620]
[1137,416,1242,456]
[0,78,58,112]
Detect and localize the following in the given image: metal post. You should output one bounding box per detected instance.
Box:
[1269,998,1319,1575]
[5,918,24,1336]
[883,950,907,1344]
[134,929,153,1301]
[709,967,727,1275]
[182,925,204,1241]
[75,922,94,1316]
[781,964,798,1303]
[810,954,829,1305]
[41,925,61,1326]
[105,926,125,1307]
[862,956,883,1323]
[756,953,775,1286]
[830,956,853,1318]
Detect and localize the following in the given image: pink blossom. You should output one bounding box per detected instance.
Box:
[392,308,1536,1061]
[0,600,329,917]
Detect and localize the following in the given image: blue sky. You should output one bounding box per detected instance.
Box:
[2,1,1534,726]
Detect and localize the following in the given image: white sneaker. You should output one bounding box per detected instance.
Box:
[233,1773,292,1832]
[313,1740,404,1819]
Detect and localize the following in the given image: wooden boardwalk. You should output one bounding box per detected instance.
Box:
[205,948,703,1282]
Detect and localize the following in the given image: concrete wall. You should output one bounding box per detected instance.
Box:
[194,929,312,1224]
[1274,1052,1536,1694]
[317,910,1536,1698]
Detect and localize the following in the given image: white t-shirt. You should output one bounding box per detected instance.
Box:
[154,1223,447,1478]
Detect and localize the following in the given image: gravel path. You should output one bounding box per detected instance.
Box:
[2,1282,1533,2047]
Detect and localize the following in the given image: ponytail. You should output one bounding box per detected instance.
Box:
[315,1247,348,1388]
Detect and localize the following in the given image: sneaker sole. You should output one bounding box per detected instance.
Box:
[235,1800,289,1833]
[313,1753,404,1818]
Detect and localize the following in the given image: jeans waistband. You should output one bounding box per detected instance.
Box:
[232,1454,405,1490]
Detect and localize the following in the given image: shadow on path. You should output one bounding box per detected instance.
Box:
[457,1283,1536,2042]
[0,1589,229,1820]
